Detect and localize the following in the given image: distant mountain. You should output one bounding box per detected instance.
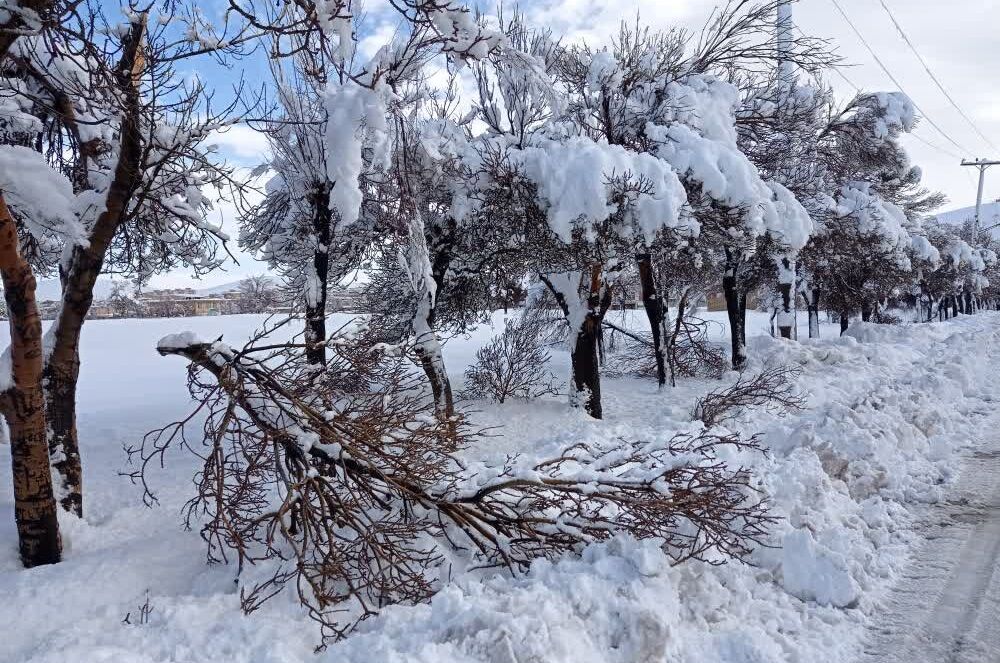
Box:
[933,201,1000,239]
[194,280,244,296]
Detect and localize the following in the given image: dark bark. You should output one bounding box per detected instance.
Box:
[571,313,603,419]
[777,256,793,339]
[861,303,873,322]
[839,310,849,335]
[965,291,974,315]
[805,288,820,338]
[0,0,54,58]
[42,17,147,517]
[541,269,609,419]
[305,184,332,366]
[951,296,959,318]
[722,273,747,370]
[664,289,691,387]
[637,253,667,387]
[0,194,62,567]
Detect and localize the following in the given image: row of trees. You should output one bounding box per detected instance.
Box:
[0,0,991,609]
[237,0,993,424]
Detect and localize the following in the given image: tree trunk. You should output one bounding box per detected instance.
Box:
[840,310,849,335]
[637,253,667,387]
[806,288,820,338]
[722,272,747,370]
[861,303,873,322]
[413,289,454,419]
[951,296,959,318]
[403,211,454,419]
[542,269,607,419]
[304,185,331,366]
[42,17,147,516]
[777,255,794,339]
[0,194,61,567]
[965,291,974,314]
[571,311,602,419]
[665,289,690,387]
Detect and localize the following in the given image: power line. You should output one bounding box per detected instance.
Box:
[827,0,972,156]
[876,0,1000,153]
[908,132,961,160]
[795,23,963,162]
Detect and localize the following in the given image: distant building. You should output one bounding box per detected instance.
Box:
[66,282,366,320]
[137,288,242,318]
[328,286,362,311]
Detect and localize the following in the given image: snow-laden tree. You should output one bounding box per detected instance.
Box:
[0,1,246,548]
[240,0,504,415]
[239,46,346,365]
[914,221,995,320]
[789,91,942,333]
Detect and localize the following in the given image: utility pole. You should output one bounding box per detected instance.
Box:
[777,0,794,84]
[961,158,1000,244]
[775,0,796,339]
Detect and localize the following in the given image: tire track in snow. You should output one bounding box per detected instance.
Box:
[861,445,1000,662]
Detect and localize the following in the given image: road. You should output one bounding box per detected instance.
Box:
[861,444,1000,663]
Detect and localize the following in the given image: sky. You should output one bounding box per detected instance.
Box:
[152,0,1000,288]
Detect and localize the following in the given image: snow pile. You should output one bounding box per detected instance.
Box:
[2,313,1000,663]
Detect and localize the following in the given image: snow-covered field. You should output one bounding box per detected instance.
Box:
[1,310,998,662]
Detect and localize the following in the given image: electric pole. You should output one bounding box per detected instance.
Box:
[961,158,1000,244]
[775,0,796,339]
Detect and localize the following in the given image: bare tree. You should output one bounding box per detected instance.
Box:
[463,308,558,403]
[107,281,141,318]
[237,275,278,313]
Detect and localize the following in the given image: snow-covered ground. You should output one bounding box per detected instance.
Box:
[1,310,998,662]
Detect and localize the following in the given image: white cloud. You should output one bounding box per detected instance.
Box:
[207,124,271,163]
[357,22,399,61]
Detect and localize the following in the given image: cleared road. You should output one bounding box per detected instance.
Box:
[861,445,1000,662]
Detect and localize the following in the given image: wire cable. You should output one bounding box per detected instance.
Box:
[795,23,964,163]
[876,0,999,152]
[827,0,972,156]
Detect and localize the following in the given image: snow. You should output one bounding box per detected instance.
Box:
[2,311,1000,662]
[782,528,860,608]
[324,83,390,227]
[512,136,690,243]
[644,75,813,248]
[0,145,79,238]
[156,331,208,352]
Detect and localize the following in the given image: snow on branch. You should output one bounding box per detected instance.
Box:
[139,322,774,642]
